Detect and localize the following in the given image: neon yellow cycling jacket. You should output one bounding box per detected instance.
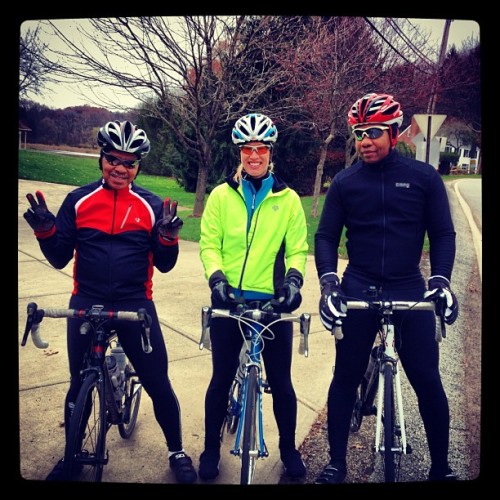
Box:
[200,172,308,296]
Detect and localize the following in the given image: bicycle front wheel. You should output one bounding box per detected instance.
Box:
[118,362,142,439]
[382,362,396,482]
[241,365,259,485]
[64,371,107,482]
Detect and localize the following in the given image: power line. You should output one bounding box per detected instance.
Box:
[363,17,435,76]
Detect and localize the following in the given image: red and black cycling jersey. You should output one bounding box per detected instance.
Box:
[37,179,178,301]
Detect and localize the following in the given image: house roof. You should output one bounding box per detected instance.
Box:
[19,120,32,132]
[397,116,419,148]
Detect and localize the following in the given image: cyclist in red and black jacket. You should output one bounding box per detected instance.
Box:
[314,94,459,484]
[23,120,197,484]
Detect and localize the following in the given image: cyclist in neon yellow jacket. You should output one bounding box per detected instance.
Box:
[199,113,308,481]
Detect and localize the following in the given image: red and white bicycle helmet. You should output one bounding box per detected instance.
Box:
[231,113,278,145]
[97,120,151,157]
[348,93,403,147]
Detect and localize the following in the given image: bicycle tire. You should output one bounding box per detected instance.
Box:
[382,362,396,482]
[63,371,107,482]
[118,362,142,439]
[241,365,259,485]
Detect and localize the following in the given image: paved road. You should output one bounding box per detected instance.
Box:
[454,178,482,279]
[456,178,481,232]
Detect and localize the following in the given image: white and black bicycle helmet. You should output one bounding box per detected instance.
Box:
[231,113,278,145]
[97,120,151,157]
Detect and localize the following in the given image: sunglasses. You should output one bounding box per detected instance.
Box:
[353,126,389,141]
[103,152,141,169]
[239,145,271,156]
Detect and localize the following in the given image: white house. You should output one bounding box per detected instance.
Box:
[399,118,480,174]
[442,140,480,173]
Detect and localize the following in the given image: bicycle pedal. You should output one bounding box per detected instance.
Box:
[263,386,272,394]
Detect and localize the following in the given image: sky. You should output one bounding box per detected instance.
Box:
[21,17,480,111]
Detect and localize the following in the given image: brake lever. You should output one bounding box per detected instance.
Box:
[21,302,45,347]
[138,308,153,353]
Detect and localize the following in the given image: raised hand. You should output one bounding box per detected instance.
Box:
[157,198,183,242]
[24,191,56,236]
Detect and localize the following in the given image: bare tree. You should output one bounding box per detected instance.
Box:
[19,24,59,100]
[275,16,438,216]
[29,16,295,216]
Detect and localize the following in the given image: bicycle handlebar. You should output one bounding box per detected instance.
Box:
[199,301,312,357]
[335,297,446,342]
[21,302,153,353]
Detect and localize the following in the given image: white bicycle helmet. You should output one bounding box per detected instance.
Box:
[97,120,151,157]
[231,113,278,145]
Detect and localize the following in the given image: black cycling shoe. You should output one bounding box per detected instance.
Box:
[46,458,83,481]
[428,466,458,481]
[198,449,220,480]
[314,462,347,484]
[169,451,197,484]
[281,448,306,478]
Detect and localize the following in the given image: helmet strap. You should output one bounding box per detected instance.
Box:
[389,123,399,148]
[98,151,104,171]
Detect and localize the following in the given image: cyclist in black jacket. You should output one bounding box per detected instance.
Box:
[23,120,197,484]
[314,94,459,483]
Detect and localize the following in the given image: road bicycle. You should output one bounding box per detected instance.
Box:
[199,299,311,484]
[21,302,152,482]
[339,287,447,483]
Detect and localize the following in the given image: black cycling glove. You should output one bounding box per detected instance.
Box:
[424,275,459,325]
[157,198,183,243]
[209,270,236,307]
[318,272,347,331]
[277,268,303,312]
[24,191,56,238]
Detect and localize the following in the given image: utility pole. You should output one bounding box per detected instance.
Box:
[427,19,452,114]
[424,19,452,164]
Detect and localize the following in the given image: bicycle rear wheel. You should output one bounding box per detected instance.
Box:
[241,365,259,484]
[118,362,142,439]
[382,362,396,482]
[63,371,107,481]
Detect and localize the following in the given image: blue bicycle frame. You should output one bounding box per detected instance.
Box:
[231,321,268,461]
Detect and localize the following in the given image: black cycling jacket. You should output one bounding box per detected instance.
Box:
[315,149,456,288]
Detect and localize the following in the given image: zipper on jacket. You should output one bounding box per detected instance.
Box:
[110,191,117,234]
[381,169,386,278]
[120,204,132,229]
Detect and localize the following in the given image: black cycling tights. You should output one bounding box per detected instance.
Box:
[327,279,451,471]
[64,295,184,452]
[203,316,298,451]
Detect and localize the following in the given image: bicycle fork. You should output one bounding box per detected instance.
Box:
[374,323,408,455]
